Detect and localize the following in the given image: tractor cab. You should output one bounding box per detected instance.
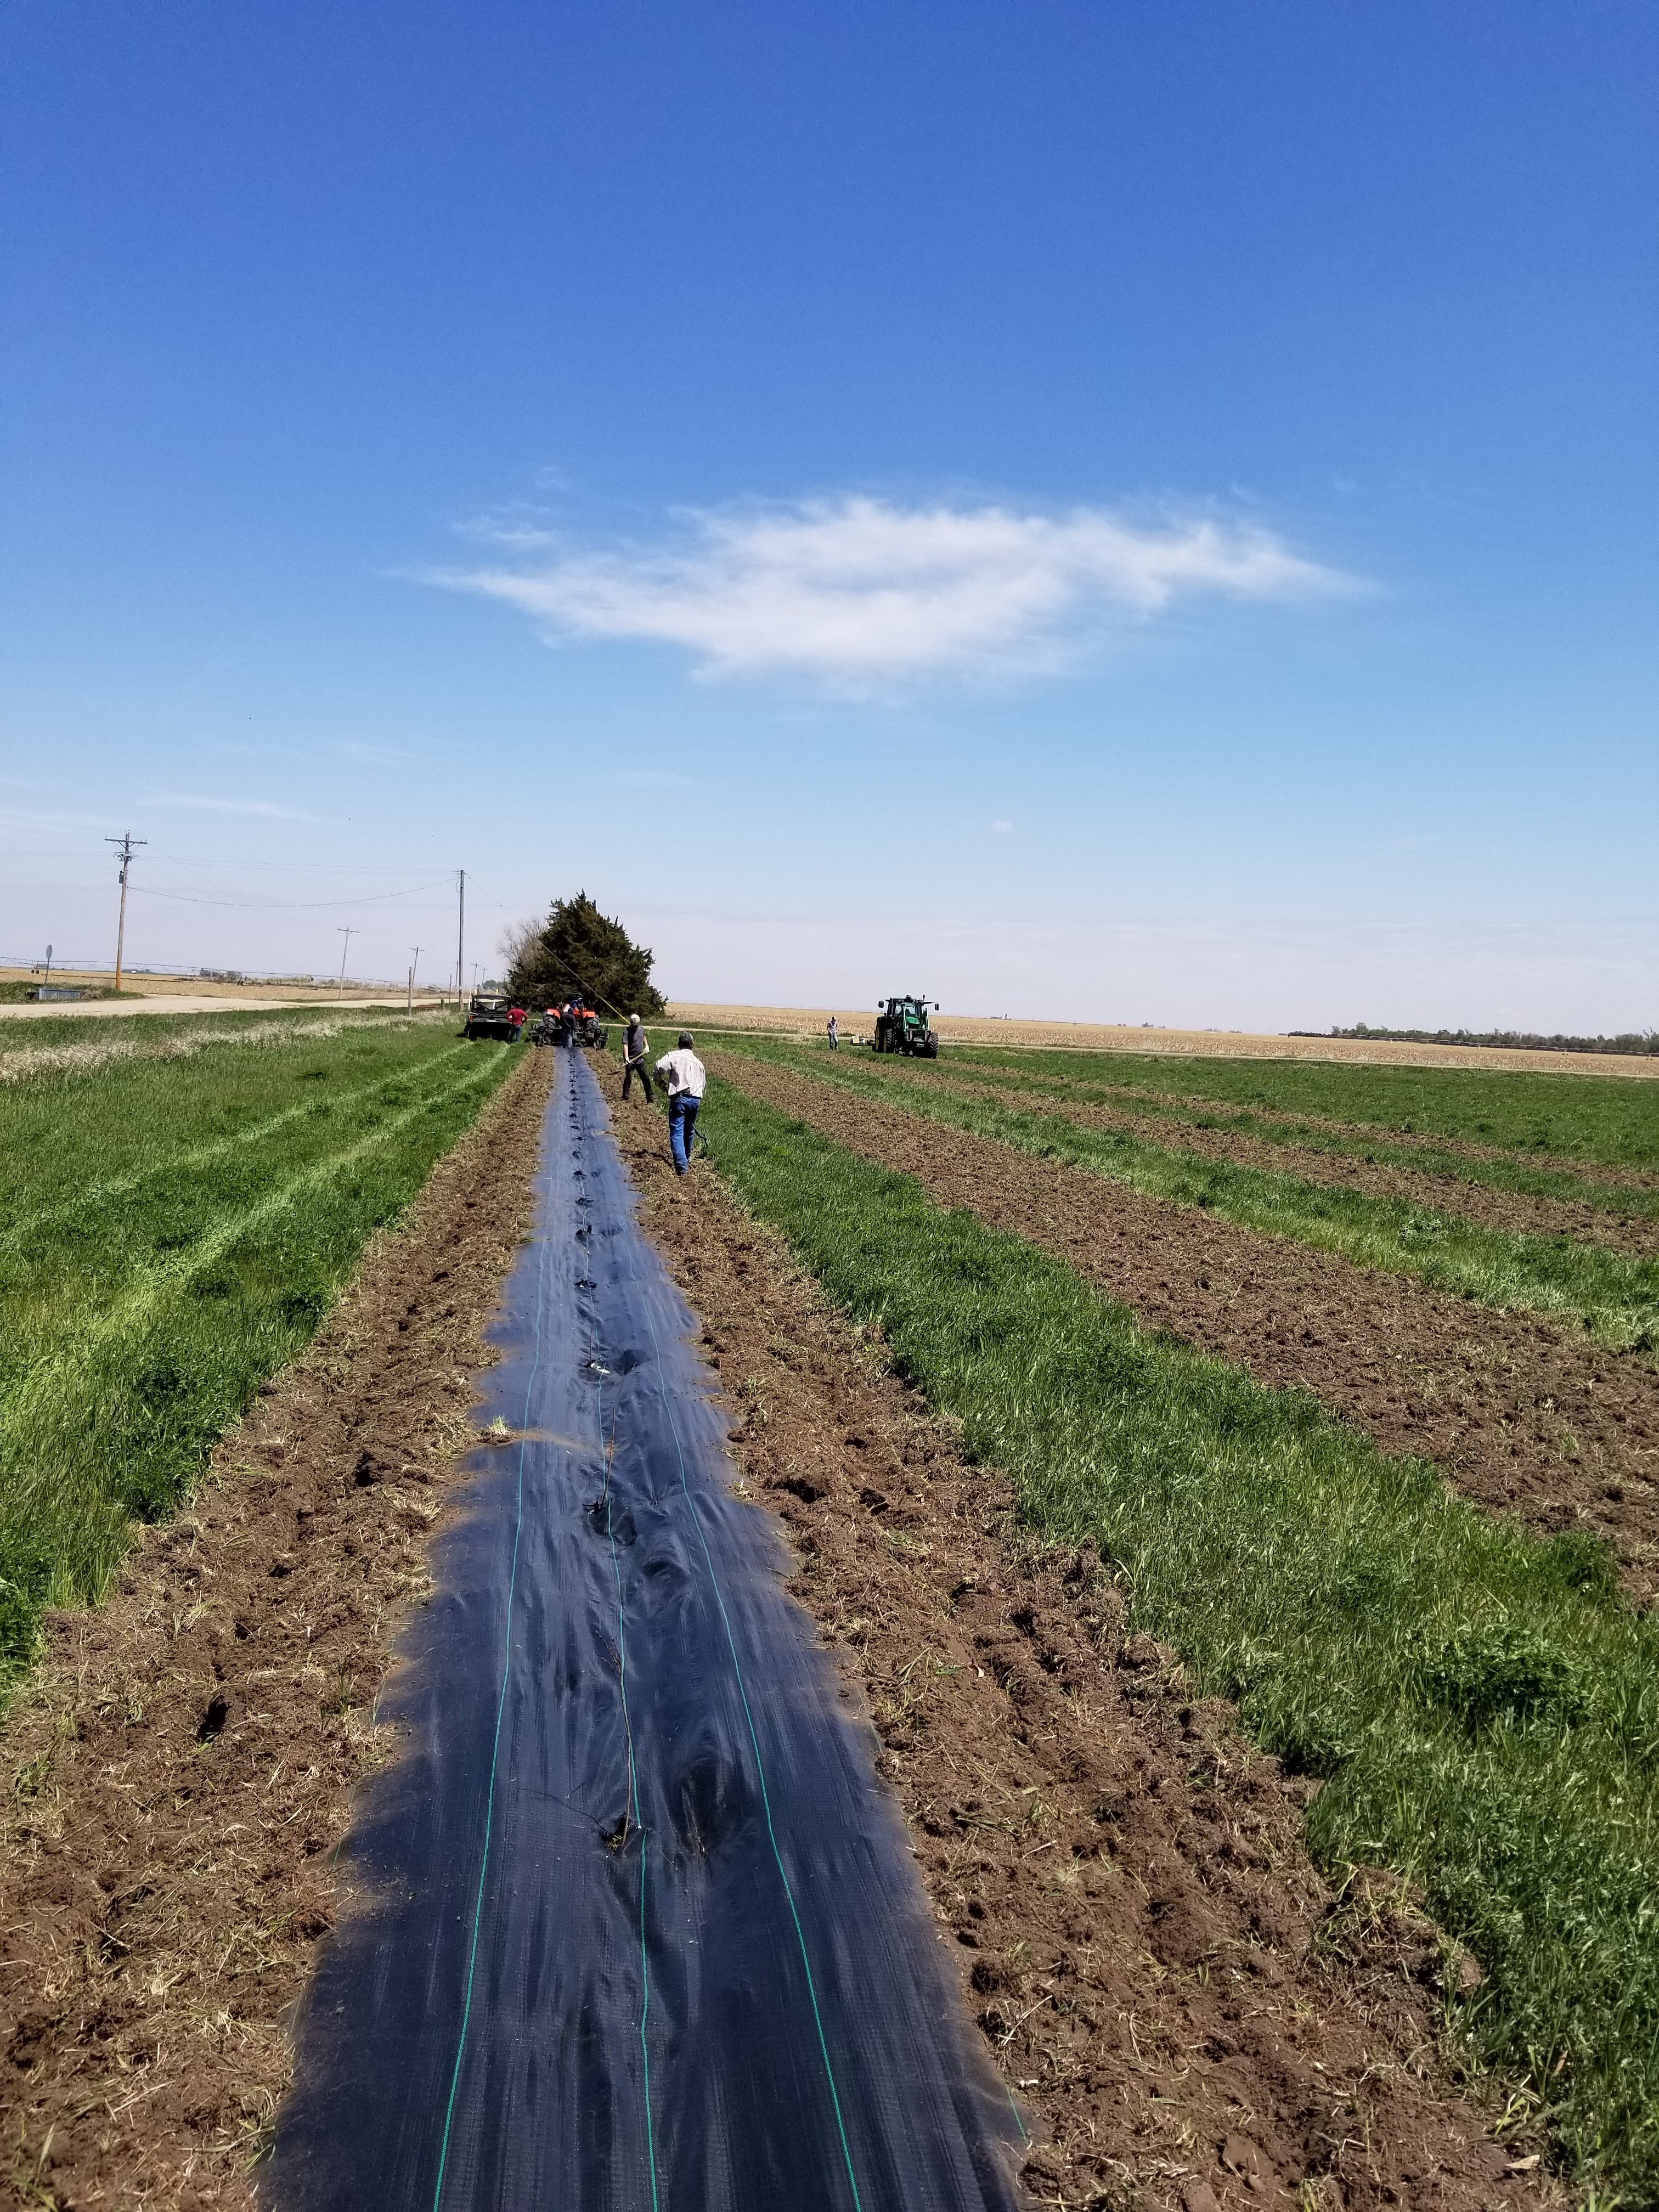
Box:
[872,995,940,1059]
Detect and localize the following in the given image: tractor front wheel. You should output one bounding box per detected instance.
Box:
[921,1030,939,1058]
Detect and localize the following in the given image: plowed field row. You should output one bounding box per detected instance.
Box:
[692,1054,1659,2198]
[905,1059,1659,1256]
[721,1039,1659,1352]
[0,1048,552,2209]
[941,1049,1659,1200]
[712,1051,1659,1594]
[600,1059,1556,2212]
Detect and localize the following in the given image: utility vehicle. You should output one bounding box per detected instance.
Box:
[465,992,523,1042]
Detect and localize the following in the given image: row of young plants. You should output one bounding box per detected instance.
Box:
[719,1035,1659,1349]
[0,1014,520,1675]
[694,1073,1659,2201]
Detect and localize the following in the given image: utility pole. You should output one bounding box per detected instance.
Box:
[456,870,465,1018]
[336,925,355,997]
[105,833,146,992]
[408,946,420,1014]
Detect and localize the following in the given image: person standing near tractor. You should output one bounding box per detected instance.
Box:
[622,1013,653,1102]
[826,1013,839,1052]
[654,1030,707,1176]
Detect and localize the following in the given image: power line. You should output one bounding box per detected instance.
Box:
[129,874,456,912]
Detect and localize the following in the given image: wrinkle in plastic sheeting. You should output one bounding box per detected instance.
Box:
[270,1050,1028,2211]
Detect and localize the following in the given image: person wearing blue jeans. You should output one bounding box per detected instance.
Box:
[654,1030,708,1177]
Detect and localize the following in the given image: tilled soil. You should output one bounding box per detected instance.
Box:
[940,1061,1659,1199]
[715,1054,1659,1601]
[0,1046,552,2212]
[870,1058,1659,1259]
[601,1060,1559,2212]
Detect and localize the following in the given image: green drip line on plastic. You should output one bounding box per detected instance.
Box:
[429,1133,553,2212]
[636,1268,866,2212]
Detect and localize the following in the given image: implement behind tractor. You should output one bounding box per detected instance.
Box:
[872,995,940,1058]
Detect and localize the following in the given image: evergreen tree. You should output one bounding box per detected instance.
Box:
[505,893,667,1018]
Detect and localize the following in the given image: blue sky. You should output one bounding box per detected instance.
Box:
[2,1,1654,1028]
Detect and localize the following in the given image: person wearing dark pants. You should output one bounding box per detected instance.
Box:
[654,1030,707,1176]
[622,1014,653,1102]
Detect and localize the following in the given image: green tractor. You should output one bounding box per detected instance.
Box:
[872,995,941,1058]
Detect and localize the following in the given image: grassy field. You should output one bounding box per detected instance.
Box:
[719,1036,1659,1349]
[938,1042,1659,1173]
[699,1074,1659,2199]
[0,1009,517,1675]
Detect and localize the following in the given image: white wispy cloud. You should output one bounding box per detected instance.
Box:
[433,494,1356,684]
[150,794,313,819]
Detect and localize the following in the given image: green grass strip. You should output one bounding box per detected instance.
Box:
[0,1029,518,1674]
[702,1075,1659,2199]
[934,1049,1659,1223]
[0,1040,473,1248]
[723,1038,1659,1350]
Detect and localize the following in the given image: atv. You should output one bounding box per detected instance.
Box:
[465,992,523,1042]
[872,995,940,1058]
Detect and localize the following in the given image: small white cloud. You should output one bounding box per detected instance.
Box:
[150,793,312,819]
[431,493,1356,686]
[453,511,561,553]
[991,819,1014,834]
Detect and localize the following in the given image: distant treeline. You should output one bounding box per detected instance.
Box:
[1293,1024,1659,1058]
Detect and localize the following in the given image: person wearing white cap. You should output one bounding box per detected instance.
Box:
[622,1013,653,1102]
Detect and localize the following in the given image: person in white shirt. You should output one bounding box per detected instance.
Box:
[654,1031,707,1176]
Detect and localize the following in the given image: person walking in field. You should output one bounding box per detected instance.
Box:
[622,1013,653,1102]
[826,1014,839,1051]
[654,1030,707,1176]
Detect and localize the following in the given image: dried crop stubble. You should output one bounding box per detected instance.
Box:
[714,1053,1659,1600]
[0,1048,551,2212]
[599,1057,1557,2212]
